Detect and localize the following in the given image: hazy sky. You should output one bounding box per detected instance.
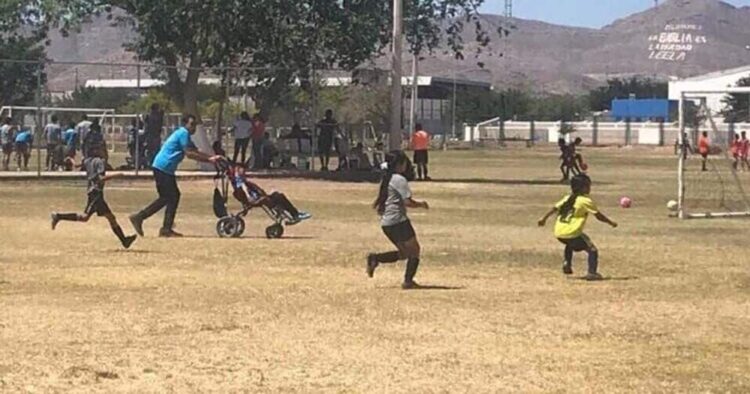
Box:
[479,0,750,28]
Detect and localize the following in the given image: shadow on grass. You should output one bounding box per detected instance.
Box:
[179,235,316,240]
[429,178,611,186]
[570,276,639,282]
[377,284,465,291]
[106,249,164,254]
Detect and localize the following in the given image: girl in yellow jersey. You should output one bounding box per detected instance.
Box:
[537,174,617,280]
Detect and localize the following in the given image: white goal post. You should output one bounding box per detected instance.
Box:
[677,87,750,219]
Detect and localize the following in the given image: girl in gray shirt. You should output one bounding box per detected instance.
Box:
[366,151,429,289]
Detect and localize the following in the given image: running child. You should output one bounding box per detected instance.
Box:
[411,123,431,181]
[558,138,579,181]
[698,131,710,171]
[1,117,16,171]
[51,142,137,249]
[230,164,311,224]
[731,133,741,170]
[14,127,33,171]
[740,131,749,171]
[366,151,429,289]
[537,174,617,281]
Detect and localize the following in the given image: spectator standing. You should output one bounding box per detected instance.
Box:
[232,111,252,164]
[250,113,266,169]
[44,115,63,170]
[144,103,165,166]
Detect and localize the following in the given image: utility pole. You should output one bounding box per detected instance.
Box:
[389,0,404,151]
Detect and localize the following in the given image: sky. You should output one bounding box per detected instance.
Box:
[479,0,750,28]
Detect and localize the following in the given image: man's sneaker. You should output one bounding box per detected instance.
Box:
[129,214,145,236]
[585,272,604,281]
[159,228,183,238]
[401,281,421,290]
[562,261,573,275]
[366,254,378,278]
[51,213,60,230]
[122,235,137,249]
[424,176,432,181]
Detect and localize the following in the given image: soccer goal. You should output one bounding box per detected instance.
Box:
[676,88,750,219]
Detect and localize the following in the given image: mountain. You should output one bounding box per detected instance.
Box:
[44,0,750,94]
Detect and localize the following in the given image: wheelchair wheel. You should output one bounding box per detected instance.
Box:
[265,223,284,239]
[233,217,245,237]
[216,216,239,238]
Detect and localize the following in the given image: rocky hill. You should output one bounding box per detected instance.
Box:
[43,0,750,94]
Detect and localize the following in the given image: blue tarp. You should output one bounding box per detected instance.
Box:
[612,99,672,121]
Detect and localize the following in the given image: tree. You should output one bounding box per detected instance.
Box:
[588,77,668,112]
[455,88,530,125]
[0,1,48,107]
[721,76,750,123]
[53,1,493,133]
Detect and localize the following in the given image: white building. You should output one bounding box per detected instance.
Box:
[669,65,750,113]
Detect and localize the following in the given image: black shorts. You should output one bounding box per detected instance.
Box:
[319,137,333,155]
[15,142,28,154]
[382,220,416,244]
[557,233,595,251]
[84,190,112,217]
[413,150,428,164]
[2,143,12,154]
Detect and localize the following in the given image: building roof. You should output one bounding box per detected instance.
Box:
[675,64,750,82]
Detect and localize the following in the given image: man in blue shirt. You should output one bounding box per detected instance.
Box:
[130,114,222,237]
[14,128,33,171]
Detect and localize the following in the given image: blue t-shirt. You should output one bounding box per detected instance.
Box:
[15,131,33,144]
[64,129,78,147]
[152,127,195,175]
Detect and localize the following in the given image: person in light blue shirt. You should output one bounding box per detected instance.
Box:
[14,128,33,170]
[130,114,222,237]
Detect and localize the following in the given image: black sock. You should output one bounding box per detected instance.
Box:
[423,166,428,178]
[58,213,81,221]
[564,245,573,266]
[111,225,127,244]
[375,251,400,263]
[405,257,420,283]
[587,250,599,274]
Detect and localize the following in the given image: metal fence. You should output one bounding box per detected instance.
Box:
[465,117,750,148]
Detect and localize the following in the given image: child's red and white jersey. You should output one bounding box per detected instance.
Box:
[741,138,750,157]
[698,136,710,154]
[730,140,740,156]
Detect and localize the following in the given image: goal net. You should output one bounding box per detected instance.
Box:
[677,89,750,219]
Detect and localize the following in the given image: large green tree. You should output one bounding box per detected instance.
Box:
[0,0,47,107]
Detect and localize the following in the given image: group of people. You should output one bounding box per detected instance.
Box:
[676,131,750,172]
[0,114,104,172]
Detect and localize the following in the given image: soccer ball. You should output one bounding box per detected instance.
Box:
[619,197,632,208]
[667,200,678,212]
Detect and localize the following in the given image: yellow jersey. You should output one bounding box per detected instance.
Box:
[554,194,599,239]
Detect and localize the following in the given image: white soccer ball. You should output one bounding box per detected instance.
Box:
[667,200,678,212]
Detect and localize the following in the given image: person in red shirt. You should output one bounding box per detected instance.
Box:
[730,133,741,170]
[740,131,750,171]
[411,123,431,181]
[697,131,710,172]
[250,113,266,169]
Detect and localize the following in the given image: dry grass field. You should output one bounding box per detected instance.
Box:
[1,147,749,392]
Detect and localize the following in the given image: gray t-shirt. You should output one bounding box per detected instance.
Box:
[83,157,106,193]
[233,119,252,139]
[76,121,92,146]
[44,123,62,145]
[381,174,411,227]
